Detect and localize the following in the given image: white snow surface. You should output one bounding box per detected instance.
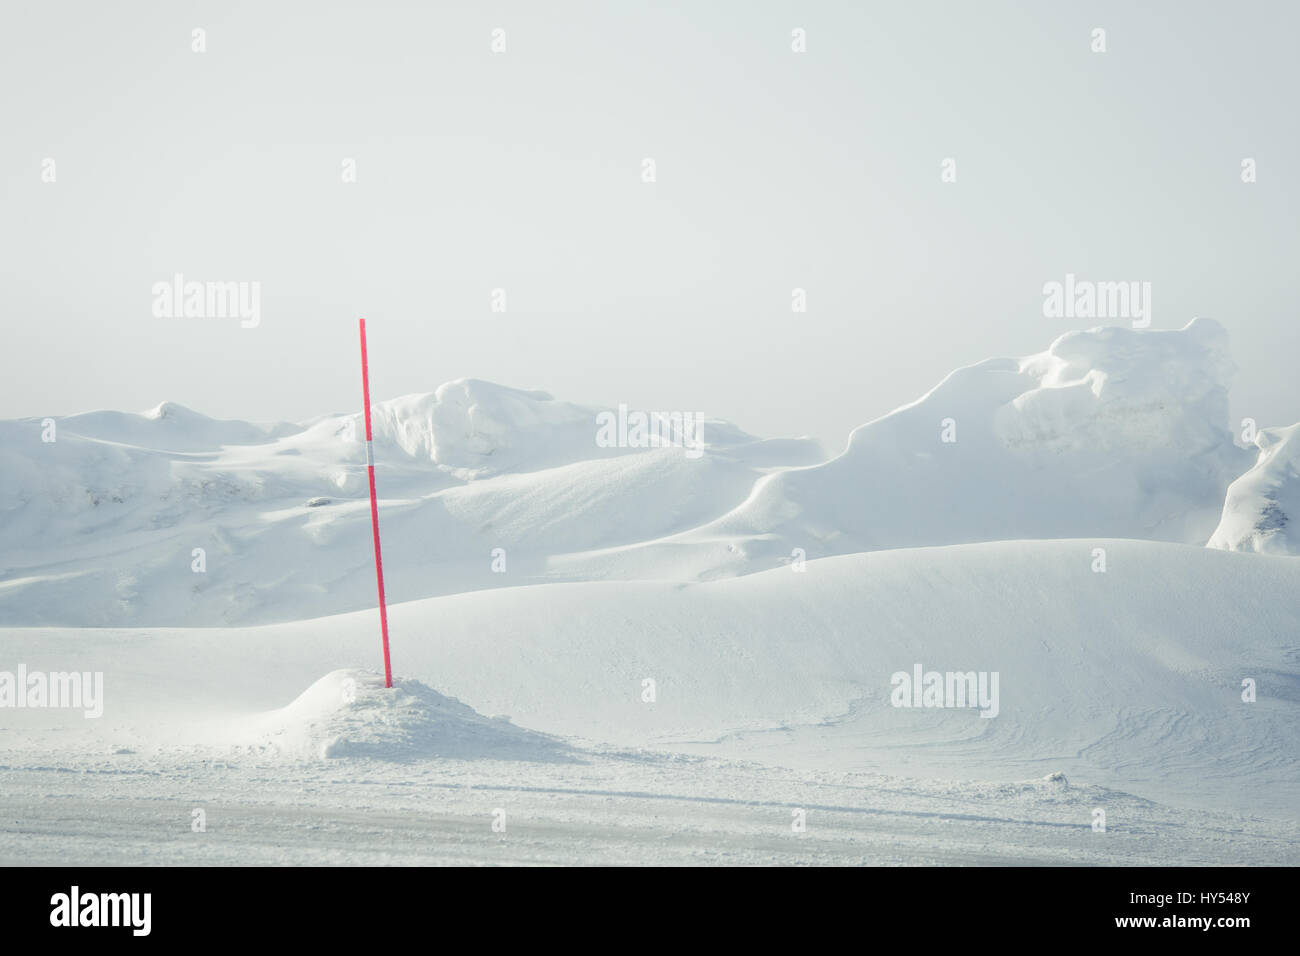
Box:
[0,378,819,626]
[0,319,1266,629]
[1209,421,1300,555]
[232,669,573,762]
[2,319,1297,865]
[677,318,1253,575]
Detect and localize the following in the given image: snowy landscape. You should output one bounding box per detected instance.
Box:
[2,317,1296,865]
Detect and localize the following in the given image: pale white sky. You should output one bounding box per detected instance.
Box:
[2,0,1297,450]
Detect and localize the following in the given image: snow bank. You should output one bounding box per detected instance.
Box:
[368,380,617,477]
[694,319,1252,567]
[8,539,1297,815]
[1208,422,1300,555]
[0,322,1280,627]
[0,380,819,626]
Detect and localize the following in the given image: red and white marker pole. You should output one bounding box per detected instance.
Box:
[358,318,393,688]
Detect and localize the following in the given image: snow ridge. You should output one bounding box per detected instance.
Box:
[1208,422,1300,555]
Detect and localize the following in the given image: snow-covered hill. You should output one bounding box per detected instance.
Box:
[5,539,1297,818]
[1,319,1282,627]
[3,320,1298,865]
[0,380,820,625]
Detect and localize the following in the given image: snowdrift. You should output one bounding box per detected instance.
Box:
[0,379,819,625]
[7,539,1297,816]
[1208,422,1300,555]
[0,320,1287,627]
[684,319,1253,573]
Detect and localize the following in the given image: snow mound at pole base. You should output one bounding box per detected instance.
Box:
[239,669,573,763]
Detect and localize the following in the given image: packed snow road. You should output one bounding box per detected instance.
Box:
[2,753,1294,866]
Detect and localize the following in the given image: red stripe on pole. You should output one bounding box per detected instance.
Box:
[359,318,393,688]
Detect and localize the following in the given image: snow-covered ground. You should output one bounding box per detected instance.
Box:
[2,320,1297,864]
[6,754,1291,866]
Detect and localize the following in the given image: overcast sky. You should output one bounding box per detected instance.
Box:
[3,0,1297,451]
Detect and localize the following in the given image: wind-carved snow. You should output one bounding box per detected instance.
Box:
[368,380,615,477]
[1208,421,1300,555]
[0,379,820,625]
[2,323,1298,864]
[0,320,1281,629]
[686,318,1252,570]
